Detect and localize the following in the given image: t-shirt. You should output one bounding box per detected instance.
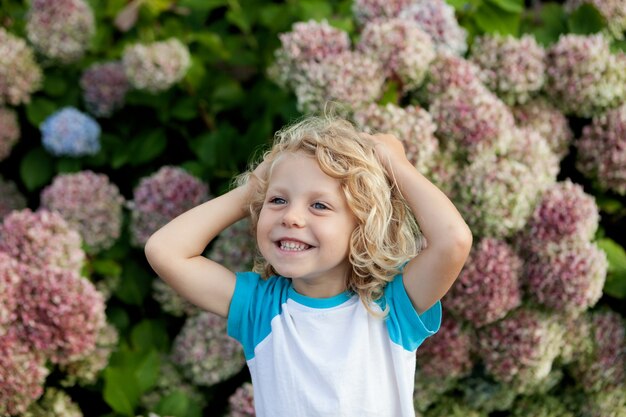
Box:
[227,272,442,417]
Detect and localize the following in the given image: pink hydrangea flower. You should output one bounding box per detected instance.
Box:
[130,166,209,247]
[424,52,483,99]
[171,311,245,387]
[0,209,84,273]
[152,279,200,317]
[357,17,435,91]
[353,103,438,174]
[24,387,83,417]
[399,0,468,55]
[0,107,20,161]
[15,264,106,364]
[545,34,626,117]
[269,20,351,90]
[416,313,474,379]
[503,128,559,191]
[0,176,27,221]
[569,310,625,393]
[228,382,255,417]
[430,83,515,157]
[352,0,413,24]
[519,180,599,252]
[444,238,522,327]
[80,62,130,118]
[122,39,191,93]
[40,171,125,253]
[0,332,49,415]
[454,154,539,238]
[523,242,607,314]
[512,98,573,159]
[477,308,564,392]
[209,219,257,273]
[0,252,21,335]
[469,34,546,105]
[0,27,42,106]
[26,0,95,64]
[294,51,385,114]
[576,103,626,195]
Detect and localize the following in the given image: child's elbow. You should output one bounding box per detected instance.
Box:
[451,224,473,261]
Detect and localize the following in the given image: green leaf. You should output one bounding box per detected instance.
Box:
[193,31,230,59]
[134,349,160,392]
[20,148,54,191]
[114,260,153,305]
[107,305,130,332]
[56,158,82,174]
[379,81,400,106]
[144,0,171,16]
[155,391,190,417]
[171,96,198,120]
[25,97,57,126]
[298,0,333,21]
[475,2,520,35]
[43,74,68,97]
[487,0,523,13]
[597,238,626,298]
[259,4,291,31]
[91,259,123,278]
[130,319,170,352]
[446,0,482,12]
[179,0,227,12]
[128,130,167,166]
[521,2,568,46]
[567,3,606,35]
[211,79,244,111]
[103,367,141,416]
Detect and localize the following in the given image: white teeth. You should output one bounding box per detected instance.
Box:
[280,240,309,251]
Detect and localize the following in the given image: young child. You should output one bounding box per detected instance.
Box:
[145,115,472,417]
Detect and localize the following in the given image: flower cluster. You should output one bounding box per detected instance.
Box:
[444,238,522,327]
[545,34,626,117]
[269,20,350,90]
[26,0,95,64]
[511,394,575,417]
[122,39,191,93]
[40,171,125,253]
[23,387,83,417]
[0,252,20,335]
[565,0,626,40]
[430,84,515,157]
[357,17,435,91]
[453,155,538,238]
[129,166,209,247]
[569,310,625,393]
[208,219,257,273]
[353,103,438,173]
[416,313,473,379]
[519,180,599,252]
[469,34,546,105]
[0,107,20,162]
[398,0,468,55]
[523,241,607,315]
[40,107,101,157]
[0,176,27,221]
[0,28,42,106]
[170,311,245,386]
[0,333,49,416]
[576,103,626,195]
[458,376,518,414]
[80,62,130,118]
[424,52,482,99]
[227,382,255,417]
[152,278,200,317]
[141,356,206,411]
[0,209,84,273]
[59,323,119,386]
[512,98,573,158]
[294,51,385,114]
[352,0,412,24]
[576,386,626,417]
[425,400,486,417]
[477,308,564,392]
[502,128,559,191]
[15,265,106,364]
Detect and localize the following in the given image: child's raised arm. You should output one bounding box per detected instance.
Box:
[144,179,255,318]
[368,133,473,315]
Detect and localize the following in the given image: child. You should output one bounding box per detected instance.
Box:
[145,115,472,417]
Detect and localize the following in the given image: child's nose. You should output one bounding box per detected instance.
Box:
[282,205,305,227]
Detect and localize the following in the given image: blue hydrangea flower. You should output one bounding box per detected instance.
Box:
[40,107,101,157]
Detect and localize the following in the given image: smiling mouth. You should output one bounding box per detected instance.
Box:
[278,240,312,251]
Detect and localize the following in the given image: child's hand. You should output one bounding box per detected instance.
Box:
[363,133,410,178]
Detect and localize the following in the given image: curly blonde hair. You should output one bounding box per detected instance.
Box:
[237,114,423,316]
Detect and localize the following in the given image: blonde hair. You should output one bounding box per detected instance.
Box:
[237,114,423,316]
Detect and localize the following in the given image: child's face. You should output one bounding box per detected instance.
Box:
[256,151,357,295]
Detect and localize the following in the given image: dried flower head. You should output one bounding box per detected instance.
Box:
[0,27,43,106]
[208,219,257,273]
[0,176,27,222]
[227,382,255,417]
[0,107,20,161]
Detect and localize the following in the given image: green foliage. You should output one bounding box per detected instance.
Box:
[598,238,626,299]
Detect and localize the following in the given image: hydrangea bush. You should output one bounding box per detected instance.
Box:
[40,107,101,157]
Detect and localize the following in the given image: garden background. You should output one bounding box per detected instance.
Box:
[1,0,626,416]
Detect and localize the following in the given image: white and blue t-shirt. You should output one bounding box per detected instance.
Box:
[227,272,442,417]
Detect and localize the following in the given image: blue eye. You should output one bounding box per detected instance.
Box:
[269,197,287,205]
[312,202,328,210]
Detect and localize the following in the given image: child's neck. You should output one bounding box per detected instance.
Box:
[291,278,348,299]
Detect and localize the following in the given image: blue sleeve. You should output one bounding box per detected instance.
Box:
[227,272,290,360]
[380,273,442,352]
